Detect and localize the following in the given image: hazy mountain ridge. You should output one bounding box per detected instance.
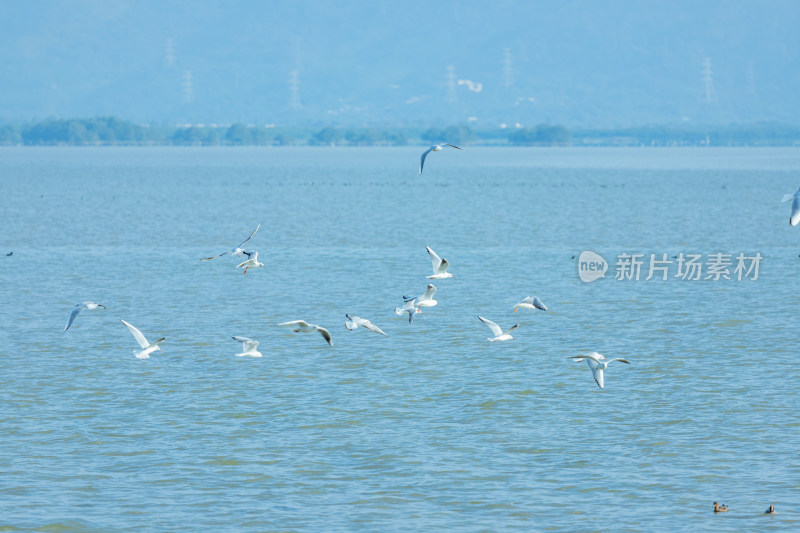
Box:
[2,0,799,127]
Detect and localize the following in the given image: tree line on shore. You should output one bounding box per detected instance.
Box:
[1,116,798,147]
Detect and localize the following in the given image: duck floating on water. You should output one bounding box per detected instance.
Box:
[765,505,776,514]
[713,502,728,513]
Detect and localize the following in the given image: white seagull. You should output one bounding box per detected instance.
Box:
[419,143,461,174]
[393,298,419,323]
[278,320,333,345]
[121,319,165,359]
[782,186,800,226]
[426,246,453,279]
[201,223,261,260]
[345,314,387,336]
[478,316,519,342]
[513,296,548,312]
[232,336,262,357]
[236,250,264,274]
[64,301,105,331]
[568,352,630,389]
[414,283,438,309]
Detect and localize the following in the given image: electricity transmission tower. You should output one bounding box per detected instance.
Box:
[288,70,301,110]
[701,57,717,103]
[182,70,194,104]
[446,65,457,103]
[164,38,176,68]
[502,48,514,89]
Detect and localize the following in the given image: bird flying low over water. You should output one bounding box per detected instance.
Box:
[201,223,260,260]
[426,246,453,279]
[64,301,105,331]
[568,352,630,389]
[478,316,519,342]
[345,315,387,336]
[236,250,264,274]
[419,143,461,174]
[782,187,800,226]
[413,283,438,309]
[393,298,419,323]
[121,319,164,359]
[394,283,437,322]
[513,296,548,312]
[278,320,333,345]
[232,336,262,357]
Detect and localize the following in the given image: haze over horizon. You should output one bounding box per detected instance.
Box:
[3,0,799,128]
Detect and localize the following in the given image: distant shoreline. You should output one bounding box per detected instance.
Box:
[2,117,800,147]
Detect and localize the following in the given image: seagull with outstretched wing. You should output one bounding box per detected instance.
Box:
[568,352,630,389]
[232,336,262,357]
[426,246,453,279]
[64,301,105,331]
[278,320,333,345]
[478,316,519,342]
[419,143,461,174]
[201,223,261,260]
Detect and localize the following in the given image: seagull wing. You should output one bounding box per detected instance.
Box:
[146,337,166,350]
[426,246,443,273]
[421,283,437,300]
[532,297,548,311]
[504,323,520,335]
[419,147,434,174]
[200,251,228,261]
[236,224,260,250]
[361,320,387,336]
[233,336,259,352]
[591,367,605,389]
[64,303,87,331]
[317,327,333,345]
[121,319,150,349]
[792,196,800,226]
[609,358,630,365]
[201,224,261,260]
[580,352,604,363]
[444,144,462,150]
[478,316,503,337]
[279,320,310,328]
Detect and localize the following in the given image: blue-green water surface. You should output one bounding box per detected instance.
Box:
[1,146,798,531]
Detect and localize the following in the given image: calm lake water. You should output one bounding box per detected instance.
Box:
[1,146,798,531]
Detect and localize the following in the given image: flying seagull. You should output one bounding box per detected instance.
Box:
[419,143,461,174]
[478,316,519,342]
[236,250,264,274]
[201,223,261,260]
[568,352,630,389]
[413,283,438,310]
[393,298,419,323]
[121,319,164,359]
[782,187,800,226]
[345,314,387,336]
[64,301,105,331]
[426,246,453,279]
[513,296,548,312]
[232,336,262,357]
[278,320,333,345]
